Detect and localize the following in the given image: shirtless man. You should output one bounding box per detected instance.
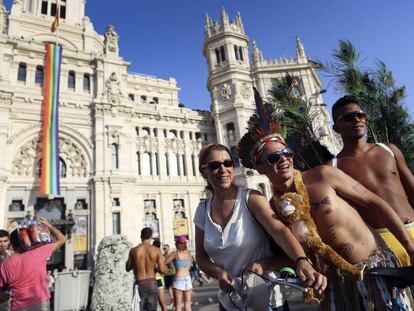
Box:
[126,227,167,311]
[329,95,414,265]
[239,136,414,310]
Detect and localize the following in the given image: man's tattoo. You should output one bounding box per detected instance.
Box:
[337,243,354,259]
[310,196,332,211]
[352,183,368,195]
[324,225,337,244]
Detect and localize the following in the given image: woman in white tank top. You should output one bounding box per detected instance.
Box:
[193,144,327,311]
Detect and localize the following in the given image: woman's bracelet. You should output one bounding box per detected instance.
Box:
[295,256,313,266]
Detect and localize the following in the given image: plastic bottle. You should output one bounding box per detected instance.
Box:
[28,220,41,244]
[18,221,32,249]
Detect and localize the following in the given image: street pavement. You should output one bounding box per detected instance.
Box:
[190,280,318,311]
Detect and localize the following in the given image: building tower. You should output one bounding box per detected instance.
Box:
[203,8,258,187]
[204,9,340,194]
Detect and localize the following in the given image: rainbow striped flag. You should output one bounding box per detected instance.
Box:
[40,43,62,196]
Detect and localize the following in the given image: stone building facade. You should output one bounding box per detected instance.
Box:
[0,1,338,269]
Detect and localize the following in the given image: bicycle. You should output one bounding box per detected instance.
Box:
[219,267,307,311]
[367,266,414,311]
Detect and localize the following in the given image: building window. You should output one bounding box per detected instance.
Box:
[36,158,67,178]
[180,131,184,139]
[83,73,91,92]
[239,47,244,61]
[191,154,196,176]
[215,48,220,64]
[128,94,135,101]
[60,0,66,19]
[195,132,202,140]
[220,46,226,62]
[165,153,170,176]
[155,153,159,175]
[111,144,119,170]
[68,71,76,91]
[35,65,44,85]
[137,152,141,175]
[153,97,158,104]
[142,152,152,176]
[189,132,193,140]
[226,122,235,141]
[41,0,47,14]
[167,130,177,140]
[230,146,240,168]
[204,133,208,142]
[17,63,27,82]
[9,200,24,212]
[143,200,159,238]
[182,154,187,176]
[112,197,120,208]
[112,212,121,234]
[141,127,150,137]
[140,95,147,105]
[75,199,87,210]
[234,45,239,60]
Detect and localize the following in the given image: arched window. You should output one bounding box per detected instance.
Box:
[234,45,239,60]
[36,157,67,178]
[111,144,119,170]
[136,152,141,175]
[215,48,220,64]
[220,46,226,62]
[239,46,244,61]
[17,63,27,82]
[142,152,152,176]
[68,71,76,91]
[35,65,44,85]
[83,73,91,92]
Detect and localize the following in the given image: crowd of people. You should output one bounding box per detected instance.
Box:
[1,92,413,311]
[127,94,414,311]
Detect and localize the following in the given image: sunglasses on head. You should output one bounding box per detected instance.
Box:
[336,110,366,124]
[260,147,294,166]
[203,160,234,170]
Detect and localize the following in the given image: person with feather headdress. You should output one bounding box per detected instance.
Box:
[237,89,414,311]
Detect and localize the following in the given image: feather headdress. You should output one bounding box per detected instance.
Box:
[237,88,286,168]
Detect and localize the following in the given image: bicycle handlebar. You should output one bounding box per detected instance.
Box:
[268,277,308,293]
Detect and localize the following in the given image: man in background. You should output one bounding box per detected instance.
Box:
[126,228,166,311]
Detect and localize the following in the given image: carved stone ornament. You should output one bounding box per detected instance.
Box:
[220,83,232,100]
[136,137,159,151]
[104,25,119,54]
[12,137,88,177]
[240,83,251,99]
[103,73,122,106]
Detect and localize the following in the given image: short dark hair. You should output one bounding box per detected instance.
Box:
[140,227,152,240]
[153,239,161,248]
[332,95,360,123]
[9,229,21,250]
[0,230,9,238]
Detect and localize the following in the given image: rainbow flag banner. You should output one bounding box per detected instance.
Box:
[40,43,62,196]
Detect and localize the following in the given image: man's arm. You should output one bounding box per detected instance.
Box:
[323,165,414,260]
[156,249,167,274]
[126,249,133,272]
[388,143,414,206]
[39,217,66,252]
[249,190,327,293]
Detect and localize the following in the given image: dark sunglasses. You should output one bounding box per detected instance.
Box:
[262,147,294,166]
[336,110,366,124]
[203,160,234,170]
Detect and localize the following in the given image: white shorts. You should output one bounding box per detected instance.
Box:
[172,275,192,291]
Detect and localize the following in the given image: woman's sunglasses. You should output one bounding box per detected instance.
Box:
[203,160,234,170]
[336,110,366,124]
[260,147,294,166]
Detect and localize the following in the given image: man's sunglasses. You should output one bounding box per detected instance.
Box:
[259,147,294,166]
[336,110,366,124]
[203,160,234,170]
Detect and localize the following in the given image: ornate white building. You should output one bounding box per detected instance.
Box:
[0,1,338,269]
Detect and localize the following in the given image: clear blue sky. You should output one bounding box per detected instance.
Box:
[4,0,414,117]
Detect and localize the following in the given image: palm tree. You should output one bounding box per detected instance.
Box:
[269,74,334,170]
[324,40,414,170]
